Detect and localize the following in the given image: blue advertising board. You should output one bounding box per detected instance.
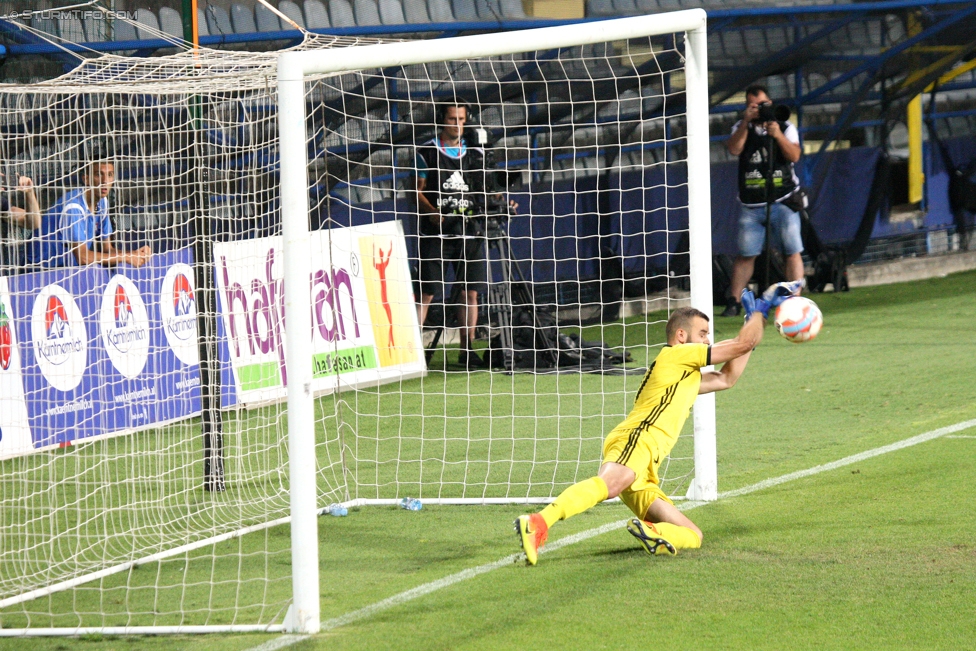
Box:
[2,248,218,453]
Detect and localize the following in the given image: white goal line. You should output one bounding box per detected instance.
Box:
[245,416,976,650]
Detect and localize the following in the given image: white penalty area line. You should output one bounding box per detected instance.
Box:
[244,417,976,651]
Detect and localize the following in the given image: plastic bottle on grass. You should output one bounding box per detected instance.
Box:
[326,504,348,517]
[399,497,422,511]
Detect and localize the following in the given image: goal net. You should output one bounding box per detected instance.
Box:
[0,10,712,635]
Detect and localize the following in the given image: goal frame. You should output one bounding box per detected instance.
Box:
[278,9,715,635]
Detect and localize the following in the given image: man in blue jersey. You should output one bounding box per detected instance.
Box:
[61,160,151,268]
[413,102,493,369]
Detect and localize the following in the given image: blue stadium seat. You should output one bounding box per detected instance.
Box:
[197,9,211,35]
[330,0,357,26]
[231,4,258,33]
[303,0,331,28]
[586,0,617,17]
[612,0,638,14]
[31,17,58,38]
[113,19,138,41]
[403,0,431,23]
[499,0,525,18]
[83,17,108,42]
[57,17,86,42]
[279,0,307,27]
[451,0,480,21]
[158,7,185,38]
[427,0,456,21]
[475,0,499,19]
[255,3,284,30]
[354,0,383,25]
[378,0,407,24]
[205,5,234,35]
[134,9,161,39]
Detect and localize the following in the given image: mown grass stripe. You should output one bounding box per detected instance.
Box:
[241,416,976,649]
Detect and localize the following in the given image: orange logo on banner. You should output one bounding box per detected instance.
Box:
[361,237,418,367]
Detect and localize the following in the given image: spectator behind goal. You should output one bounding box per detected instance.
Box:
[29,159,151,269]
[0,173,41,275]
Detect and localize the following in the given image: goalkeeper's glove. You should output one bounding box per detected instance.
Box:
[761,279,805,308]
[740,289,771,321]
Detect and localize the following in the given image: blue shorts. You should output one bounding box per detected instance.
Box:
[737,201,804,258]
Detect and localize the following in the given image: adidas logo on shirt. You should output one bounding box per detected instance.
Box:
[750,150,763,164]
[442,170,469,192]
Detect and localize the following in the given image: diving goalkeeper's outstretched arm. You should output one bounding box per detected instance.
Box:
[698,311,765,394]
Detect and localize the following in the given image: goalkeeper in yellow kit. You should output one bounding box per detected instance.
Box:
[515,281,802,565]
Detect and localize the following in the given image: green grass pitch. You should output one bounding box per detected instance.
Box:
[1,269,974,650]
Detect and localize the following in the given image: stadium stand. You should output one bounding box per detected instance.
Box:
[256,3,285,31]
[205,5,234,35]
[134,9,162,40]
[279,0,308,28]
[303,0,332,29]
[231,4,259,33]
[329,0,358,27]
[354,0,383,26]
[1,1,974,282]
[159,8,186,39]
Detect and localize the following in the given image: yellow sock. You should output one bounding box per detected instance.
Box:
[653,522,702,550]
[539,477,609,528]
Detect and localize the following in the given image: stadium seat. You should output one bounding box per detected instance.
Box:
[83,17,108,42]
[721,30,746,57]
[657,0,681,10]
[133,9,161,40]
[764,25,790,53]
[197,9,211,35]
[231,4,258,33]
[158,7,185,39]
[303,0,331,28]
[586,0,617,17]
[378,0,407,24]
[329,0,357,26]
[451,0,480,21]
[427,0,456,21]
[31,17,58,38]
[205,5,234,35]
[611,0,639,14]
[499,0,525,18]
[354,0,383,25]
[278,0,306,29]
[57,17,86,42]
[255,3,284,31]
[113,19,138,41]
[402,0,431,22]
[475,0,499,19]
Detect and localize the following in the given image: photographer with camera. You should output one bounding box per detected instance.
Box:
[722,84,805,317]
[413,100,516,370]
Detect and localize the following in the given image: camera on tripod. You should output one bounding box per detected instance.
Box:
[756,101,791,124]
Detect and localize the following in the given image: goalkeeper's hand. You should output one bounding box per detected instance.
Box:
[761,279,805,308]
[740,289,771,321]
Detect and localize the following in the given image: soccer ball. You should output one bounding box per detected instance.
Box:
[774,296,822,343]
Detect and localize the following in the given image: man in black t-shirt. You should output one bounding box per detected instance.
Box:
[413,102,493,369]
[723,84,805,317]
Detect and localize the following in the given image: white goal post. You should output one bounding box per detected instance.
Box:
[278,10,715,634]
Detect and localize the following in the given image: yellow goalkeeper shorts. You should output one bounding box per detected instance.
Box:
[602,426,674,520]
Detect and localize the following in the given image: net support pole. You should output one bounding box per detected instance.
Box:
[278,59,321,635]
[685,20,718,502]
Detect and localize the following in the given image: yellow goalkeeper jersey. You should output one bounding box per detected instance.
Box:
[609,343,711,458]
